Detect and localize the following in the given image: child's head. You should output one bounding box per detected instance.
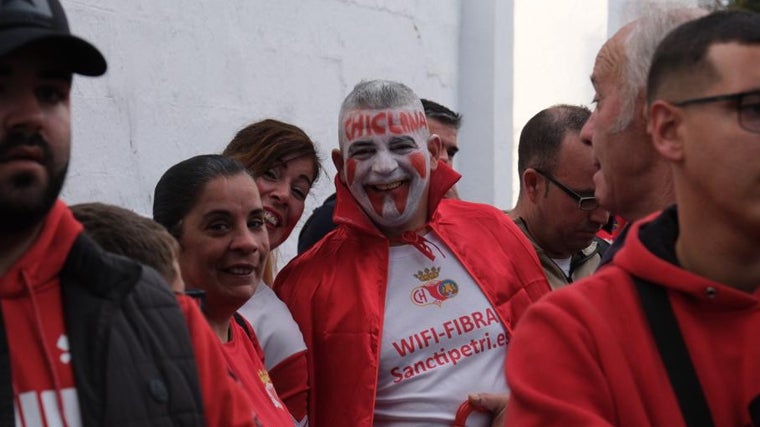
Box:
[71,202,184,292]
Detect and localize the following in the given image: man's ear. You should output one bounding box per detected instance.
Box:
[427,134,442,170]
[649,100,684,162]
[332,149,346,184]
[523,169,542,203]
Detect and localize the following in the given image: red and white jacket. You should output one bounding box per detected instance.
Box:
[275,163,550,427]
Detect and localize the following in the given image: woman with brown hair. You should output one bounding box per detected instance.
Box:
[153,154,294,426]
[223,119,321,426]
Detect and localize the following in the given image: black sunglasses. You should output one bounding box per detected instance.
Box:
[534,169,600,211]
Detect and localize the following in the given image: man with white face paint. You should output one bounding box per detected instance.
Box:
[340,105,433,234]
[275,80,550,427]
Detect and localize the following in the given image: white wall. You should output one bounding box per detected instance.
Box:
[58,0,696,267]
[60,0,461,265]
[456,0,515,209]
[510,0,611,207]
[508,0,701,208]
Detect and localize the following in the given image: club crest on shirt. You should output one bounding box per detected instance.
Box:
[258,369,284,409]
[410,267,458,307]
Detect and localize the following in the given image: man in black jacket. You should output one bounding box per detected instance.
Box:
[0,1,208,425]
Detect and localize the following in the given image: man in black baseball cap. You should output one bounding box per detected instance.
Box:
[0,2,215,425]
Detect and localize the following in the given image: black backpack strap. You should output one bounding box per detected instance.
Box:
[233,312,254,339]
[749,395,760,426]
[633,275,715,427]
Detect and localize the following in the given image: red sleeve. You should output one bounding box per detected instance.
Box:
[274,263,319,423]
[269,349,308,424]
[177,295,258,427]
[505,294,616,427]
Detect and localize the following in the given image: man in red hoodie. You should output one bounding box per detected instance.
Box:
[0,1,263,426]
[506,10,760,427]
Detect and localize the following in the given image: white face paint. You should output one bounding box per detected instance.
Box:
[340,107,433,233]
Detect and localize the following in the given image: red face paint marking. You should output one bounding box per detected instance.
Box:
[409,112,419,132]
[344,117,353,140]
[410,152,427,179]
[418,111,428,128]
[368,190,387,217]
[366,183,410,218]
[392,183,410,215]
[345,115,367,141]
[346,158,357,187]
[345,110,424,140]
[371,112,386,135]
[388,111,404,134]
[400,111,411,133]
[364,114,372,136]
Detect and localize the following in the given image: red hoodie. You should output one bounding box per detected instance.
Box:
[1,200,82,426]
[506,207,760,427]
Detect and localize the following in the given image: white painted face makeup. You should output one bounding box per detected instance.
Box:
[340,107,432,232]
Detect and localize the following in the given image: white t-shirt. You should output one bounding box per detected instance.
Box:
[238,281,306,370]
[374,233,509,426]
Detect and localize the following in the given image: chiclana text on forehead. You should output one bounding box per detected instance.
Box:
[344,110,428,141]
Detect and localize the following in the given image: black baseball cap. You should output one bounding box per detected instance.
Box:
[0,0,106,76]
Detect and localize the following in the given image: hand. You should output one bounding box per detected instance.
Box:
[468,392,509,427]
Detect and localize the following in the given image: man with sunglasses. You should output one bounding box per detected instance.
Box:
[506,10,760,427]
[509,105,610,290]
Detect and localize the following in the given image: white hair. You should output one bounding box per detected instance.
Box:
[613,3,708,132]
[337,80,425,146]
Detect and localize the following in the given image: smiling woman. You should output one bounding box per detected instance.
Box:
[222,119,321,425]
[223,119,321,282]
[153,154,294,426]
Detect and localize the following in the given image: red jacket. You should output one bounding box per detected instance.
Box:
[275,163,549,427]
[1,200,82,426]
[506,207,760,427]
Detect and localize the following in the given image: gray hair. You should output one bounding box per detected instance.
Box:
[614,4,708,131]
[338,80,425,146]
